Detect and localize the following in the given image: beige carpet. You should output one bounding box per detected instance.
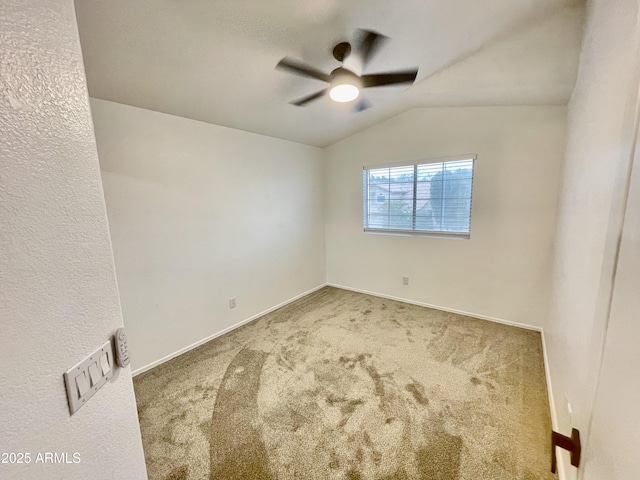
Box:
[133,287,555,480]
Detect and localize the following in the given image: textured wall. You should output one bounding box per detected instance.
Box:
[584,118,640,479]
[0,1,147,479]
[543,0,640,478]
[90,99,326,373]
[325,106,566,328]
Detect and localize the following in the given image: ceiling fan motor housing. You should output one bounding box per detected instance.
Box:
[333,41,365,77]
[330,67,362,90]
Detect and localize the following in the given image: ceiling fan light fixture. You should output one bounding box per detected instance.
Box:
[329,83,360,103]
[329,68,361,103]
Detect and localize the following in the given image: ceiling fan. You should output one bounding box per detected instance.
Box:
[276,29,418,110]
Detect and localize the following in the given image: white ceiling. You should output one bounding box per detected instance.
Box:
[75,0,584,147]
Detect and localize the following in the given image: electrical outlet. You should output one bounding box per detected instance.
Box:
[402,277,409,285]
[229,297,236,309]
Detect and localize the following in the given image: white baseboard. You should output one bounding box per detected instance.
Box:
[132,283,327,376]
[327,283,542,332]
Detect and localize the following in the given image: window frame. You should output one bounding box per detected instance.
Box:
[362,154,476,239]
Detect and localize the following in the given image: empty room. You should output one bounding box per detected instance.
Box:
[2,0,640,479]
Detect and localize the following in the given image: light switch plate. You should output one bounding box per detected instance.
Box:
[64,340,114,415]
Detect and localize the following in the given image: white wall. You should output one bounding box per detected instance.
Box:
[544,0,640,478]
[0,2,147,479]
[90,99,326,373]
[583,114,640,480]
[325,106,566,328]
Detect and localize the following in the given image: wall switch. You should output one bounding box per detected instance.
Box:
[229,297,236,309]
[99,353,111,375]
[88,363,101,386]
[64,340,114,415]
[402,277,409,285]
[75,371,89,397]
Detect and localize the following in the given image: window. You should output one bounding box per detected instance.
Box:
[363,155,475,238]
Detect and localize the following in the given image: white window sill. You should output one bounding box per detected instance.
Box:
[363,228,470,240]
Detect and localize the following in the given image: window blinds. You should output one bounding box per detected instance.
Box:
[362,156,475,238]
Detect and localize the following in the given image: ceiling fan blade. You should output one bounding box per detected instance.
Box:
[290,89,328,106]
[276,57,330,82]
[362,69,418,88]
[356,29,388,67]
[353,98,372,113]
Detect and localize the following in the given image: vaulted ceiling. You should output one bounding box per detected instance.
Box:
[75,0,584,147]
